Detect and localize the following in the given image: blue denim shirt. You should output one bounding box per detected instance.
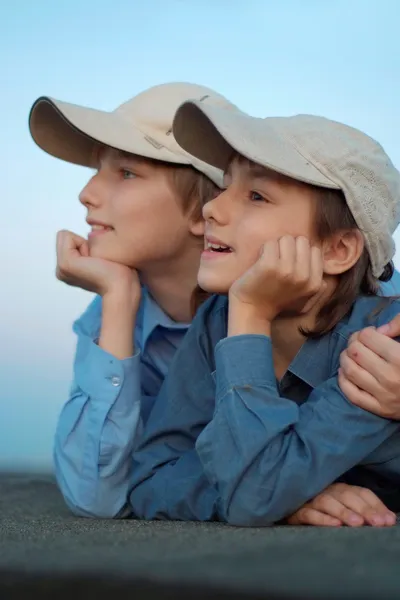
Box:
[129,293,400,526]
[54,289,189,517]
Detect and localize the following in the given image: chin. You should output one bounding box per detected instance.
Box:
[197,273,231,295]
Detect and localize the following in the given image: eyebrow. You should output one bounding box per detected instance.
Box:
[225,157,271,181]
[247,164,271,180]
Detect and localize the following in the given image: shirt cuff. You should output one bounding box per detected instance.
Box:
[74,333,140,404]
[214,335,277,398]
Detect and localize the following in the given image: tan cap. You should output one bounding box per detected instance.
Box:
[173,102,400,277]
[28,82,239,187]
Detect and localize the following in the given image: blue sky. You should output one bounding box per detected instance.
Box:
[1,0,399,470]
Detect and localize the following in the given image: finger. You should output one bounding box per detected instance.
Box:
[378,314,400,338]
[308,245,324,291]
[338,368,383,415]
[277,235,297,276]
[56,230,69,259]
[312,493,364,527]
[346,338,399,393]
[66,232,89,257]
[357,327,400,366]
[340,350,385,398]
[293,236,311,282]
[66,236,89,265]
[287,507,342,527]
[348,331,360,345]
[301,246,325,312]
[330,485,396,527]
[259,240,280,271]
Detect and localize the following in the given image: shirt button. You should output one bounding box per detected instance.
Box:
[111,376,121,387]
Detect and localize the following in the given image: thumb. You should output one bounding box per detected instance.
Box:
[79,240,90,257]
[377,313,400,338]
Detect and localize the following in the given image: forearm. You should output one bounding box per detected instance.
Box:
[99,285,139,359]
[196,336,398,526]
[55,331,143,519]
[227,296,272,337]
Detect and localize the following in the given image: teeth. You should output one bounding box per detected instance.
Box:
[91,225,108,230]
[207,242,229,250]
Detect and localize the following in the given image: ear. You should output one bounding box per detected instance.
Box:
[188,216,205,238]
[322,229,364,275]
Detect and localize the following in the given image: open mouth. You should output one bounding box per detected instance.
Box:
[88,224,114,238]
[205,242,233,254]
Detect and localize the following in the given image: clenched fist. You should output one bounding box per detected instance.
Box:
[229,235,326,322]
[56,230,140,302]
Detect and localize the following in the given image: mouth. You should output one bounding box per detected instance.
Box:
[203,236,233,258]
[87,221,114,239]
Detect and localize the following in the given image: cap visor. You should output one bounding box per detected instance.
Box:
[29,97,188,167]
[173,101,340,189]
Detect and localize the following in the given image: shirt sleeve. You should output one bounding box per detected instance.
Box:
[195,334,399,526]
[54,296,143,519]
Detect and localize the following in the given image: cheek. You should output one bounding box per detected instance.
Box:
[236,219,272,264]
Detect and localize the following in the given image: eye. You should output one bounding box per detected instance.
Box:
[120,168,136,180]
[250,191,266,202]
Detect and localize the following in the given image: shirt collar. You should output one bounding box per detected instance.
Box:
[141,287,190,350]
[286,314,353,390]
[288,334,338,389]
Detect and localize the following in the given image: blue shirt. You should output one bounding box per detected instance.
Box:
[54,274,400,519]
[54,288,189,517]
[129,294,400,526]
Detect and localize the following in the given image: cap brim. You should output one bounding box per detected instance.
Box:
[29,97,189,167]
[173,101,340,189]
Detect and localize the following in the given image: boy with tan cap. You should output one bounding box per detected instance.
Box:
[128,103,400,526]
[29,82,232,516]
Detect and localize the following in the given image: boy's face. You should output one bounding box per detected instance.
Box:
[80,148,203,269]
[199,157,318,293]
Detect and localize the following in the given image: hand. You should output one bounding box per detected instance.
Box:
[287,483,396,527]
[229,236,326,322]
[338,324,400,419]
[56,230,140,302]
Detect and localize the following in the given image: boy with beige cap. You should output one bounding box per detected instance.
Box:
[29,82,231,516]
[128,102,400,526]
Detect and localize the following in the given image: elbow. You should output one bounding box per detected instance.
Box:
[57,481,126,519]
[54,464,128,520]
[64,496,124,519]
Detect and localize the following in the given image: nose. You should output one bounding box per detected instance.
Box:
[79,173,103,209]
[202,188,231,224]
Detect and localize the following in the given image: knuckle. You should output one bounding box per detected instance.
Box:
[331,483,346,494]
[56,267,66,281]
[358,327,374,344]
[340,490,358,505]
[278,268,293,281]
[349,332,359,345]
[378,371,398,391]
[312,495,327,511]
[342,359,357,379]
[357,487,375,503]
[347,340,362,359]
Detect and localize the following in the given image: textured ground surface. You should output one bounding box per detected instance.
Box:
[1,473,400,599]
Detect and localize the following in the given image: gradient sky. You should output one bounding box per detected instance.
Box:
[1,0,399,470]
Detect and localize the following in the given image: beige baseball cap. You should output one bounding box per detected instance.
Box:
[173,102,400,277]
[28,82,239,187]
